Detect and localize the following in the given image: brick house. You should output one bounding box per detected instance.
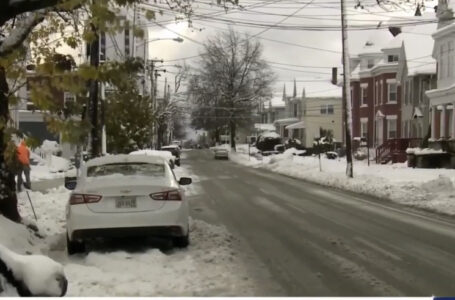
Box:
[350,30,401,148]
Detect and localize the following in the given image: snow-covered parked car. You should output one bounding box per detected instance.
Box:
[130,149,176,168]
[160,145,181,166]
[65,154,192,254]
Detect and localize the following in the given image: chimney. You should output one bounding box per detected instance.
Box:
[331,67,338,85]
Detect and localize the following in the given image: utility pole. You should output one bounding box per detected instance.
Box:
[340,0,354,178]
[154,68,166,149]
[89,23,100,158]
[101,82,107,155]
[147,59,163,148]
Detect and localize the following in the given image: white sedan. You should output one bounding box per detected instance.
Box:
[214,148,229,160]
[65,154,192,254]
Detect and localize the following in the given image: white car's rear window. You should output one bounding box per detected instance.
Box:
[87,163,165,178]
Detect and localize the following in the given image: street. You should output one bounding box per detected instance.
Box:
[186,149,455,296]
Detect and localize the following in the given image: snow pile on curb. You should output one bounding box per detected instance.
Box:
[0,215,66,296]
[65,219,255,296]
[0,245,67,296]
[230,151,455,216]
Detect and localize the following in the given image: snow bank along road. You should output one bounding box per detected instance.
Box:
[188,149,455,296]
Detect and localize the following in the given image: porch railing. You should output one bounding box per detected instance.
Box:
[375,138,422,164]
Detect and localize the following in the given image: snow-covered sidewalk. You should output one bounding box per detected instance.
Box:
[5,164,259,296]
[230,145,455,216]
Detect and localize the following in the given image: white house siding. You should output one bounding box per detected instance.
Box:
[303,97,343,148]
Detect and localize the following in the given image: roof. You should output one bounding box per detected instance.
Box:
[350,30,395,56]
[382,34,403,51]
[254,123,276,131]
[278,79,342,99]
[274,117,299,125]
[402,22,437,76]
[270,96,285,107]
[286,121,305,129]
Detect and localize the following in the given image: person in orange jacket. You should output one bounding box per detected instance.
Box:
[16,140,31,191]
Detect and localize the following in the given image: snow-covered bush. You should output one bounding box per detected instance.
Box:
[35,140,62,158]
[0,216,67,297]
[0,245,67,296]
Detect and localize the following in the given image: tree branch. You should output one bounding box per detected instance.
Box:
[0,10,46,57]
[0,0,61,26]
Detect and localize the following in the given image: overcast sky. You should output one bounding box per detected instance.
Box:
[145,0,438,97]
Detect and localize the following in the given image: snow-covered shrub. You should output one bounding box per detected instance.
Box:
[0,245,67,297]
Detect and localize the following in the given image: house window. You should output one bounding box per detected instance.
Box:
[320,104,334,115]
[64,92,75,108]
[440,44,445,79]
[388,55,399,62]
[380,81,383,104]
[387,118,397,139]
[293,129,299,138]
[367,59,375,68]
[375,82,379,105]
[403,121,408,138]
[361,87,368,106]
[293,103,298,117]
[320,105,327,114]
[420,80,430,102]
[388,82,397,103]
[124,28,130,57]
[283,128,289,138]
[449,41,454,78]
[100,31,106,61]
[271,111,275,122]
[360,120,368,139]
[404,81,408,105]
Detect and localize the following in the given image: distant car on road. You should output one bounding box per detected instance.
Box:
[160,145,181,166]
[65,154,192,254]
[214,148,229,160]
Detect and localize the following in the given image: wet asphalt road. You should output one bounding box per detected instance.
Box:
[186,149,455,296]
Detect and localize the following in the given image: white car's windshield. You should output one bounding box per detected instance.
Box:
[87,163,165,178]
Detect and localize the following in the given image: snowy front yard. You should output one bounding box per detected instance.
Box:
[1,164,258,296]
[230,145,455,216]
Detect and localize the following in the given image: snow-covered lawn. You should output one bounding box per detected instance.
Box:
[2,163,258,296]
[230,145,455,216]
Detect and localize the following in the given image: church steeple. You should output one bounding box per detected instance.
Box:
[293,79,297,98]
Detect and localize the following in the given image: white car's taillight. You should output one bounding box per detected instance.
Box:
[69,194,102,205]
[150,190,182,201]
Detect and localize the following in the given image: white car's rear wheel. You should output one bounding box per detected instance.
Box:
[66,233,86,255]
[173,233,189,248]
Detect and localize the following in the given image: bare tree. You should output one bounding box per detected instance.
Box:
[188,29,274,149]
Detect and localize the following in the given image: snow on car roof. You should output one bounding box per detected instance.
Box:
[86,154,166,167]
[161,145,179,149]
[130,149,175,159]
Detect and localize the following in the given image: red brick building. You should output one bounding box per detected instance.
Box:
[350,31,402,148]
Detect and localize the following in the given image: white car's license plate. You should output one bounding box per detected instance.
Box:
[115,197,137,208]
